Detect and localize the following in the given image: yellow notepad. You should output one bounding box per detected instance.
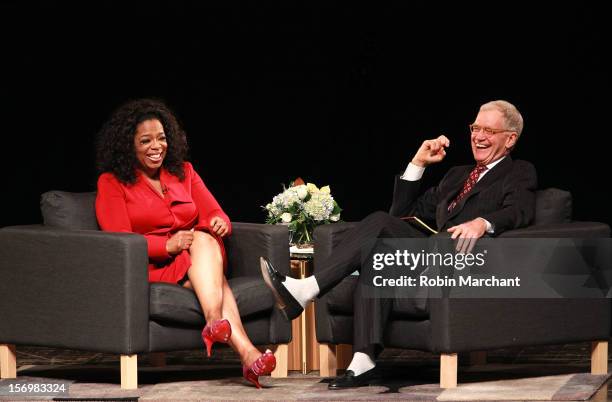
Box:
[400,216,439,234]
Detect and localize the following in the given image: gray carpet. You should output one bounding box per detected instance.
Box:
[438,371,610,401]
[1,363,608,401]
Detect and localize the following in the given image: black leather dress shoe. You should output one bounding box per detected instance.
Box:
[328,368,379,390]
[259,257,304,321]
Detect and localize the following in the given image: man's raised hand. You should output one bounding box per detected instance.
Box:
[411,135,450,167]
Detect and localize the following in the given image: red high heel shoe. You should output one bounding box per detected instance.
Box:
[242,349,276,389]
[201,319,232,357]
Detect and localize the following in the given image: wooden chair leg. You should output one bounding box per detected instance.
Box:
[0,344,17,379]
[149,352,166,367]
[120,354,138,389]
[469,351,487,366]
[319,344,338,377]
[271,344,288,378]
[591,381,609,402]
[591,341,608,375]
[440,353,458,388]
[337,344,353,370]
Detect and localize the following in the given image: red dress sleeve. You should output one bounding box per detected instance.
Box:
[95,173,171,262]
[186,162,232,236]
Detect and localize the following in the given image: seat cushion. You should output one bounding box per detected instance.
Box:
[41,191,99,230]
[325,275,429,319]
[149,277,275,326]
[534,188,572,225]
[324,275,359,315]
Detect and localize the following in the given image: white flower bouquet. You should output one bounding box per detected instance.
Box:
[264,179,342,245]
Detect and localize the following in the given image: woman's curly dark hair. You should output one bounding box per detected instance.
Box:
[96,98,189,184]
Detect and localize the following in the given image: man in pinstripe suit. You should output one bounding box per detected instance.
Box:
[261,100,537,388]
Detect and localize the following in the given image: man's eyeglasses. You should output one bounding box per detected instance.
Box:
[469,124,513,135]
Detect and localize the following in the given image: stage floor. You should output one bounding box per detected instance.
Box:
[2,343,612,401]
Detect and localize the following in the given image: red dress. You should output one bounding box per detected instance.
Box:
[95,161,232,284]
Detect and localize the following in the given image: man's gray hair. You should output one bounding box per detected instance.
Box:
[480,100,524,138]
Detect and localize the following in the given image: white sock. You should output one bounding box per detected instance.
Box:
[282,276,320,308]
[346,352,376,376]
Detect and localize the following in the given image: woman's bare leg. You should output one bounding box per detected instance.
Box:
[219,277,261,366]
[186,231,224,322]
[184,231,260,365]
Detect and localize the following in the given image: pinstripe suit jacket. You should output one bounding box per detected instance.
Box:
[389,156,537,235]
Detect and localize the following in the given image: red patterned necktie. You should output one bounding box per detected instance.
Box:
[447,165,487,212]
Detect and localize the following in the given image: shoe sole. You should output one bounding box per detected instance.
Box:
[260,257,290,320]
[259,257,302,321]
[328,375,380,389]
[328,384,369,390]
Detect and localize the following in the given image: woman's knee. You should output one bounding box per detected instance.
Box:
[192,230,216,244]
[190,231,221,255]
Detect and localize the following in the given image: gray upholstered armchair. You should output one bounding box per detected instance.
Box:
[0,191,292,389]
[314,188,611,387]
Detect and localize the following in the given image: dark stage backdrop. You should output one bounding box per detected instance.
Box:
[1,2,610,228]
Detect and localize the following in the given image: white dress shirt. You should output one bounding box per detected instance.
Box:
[400,157,506,233]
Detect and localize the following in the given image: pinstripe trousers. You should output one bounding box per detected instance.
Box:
[314,210,426,357]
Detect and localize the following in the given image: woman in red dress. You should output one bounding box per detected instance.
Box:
[95,99,275,388]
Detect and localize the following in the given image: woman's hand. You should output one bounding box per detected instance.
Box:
[166,230,195,255]
[210,216,230,237]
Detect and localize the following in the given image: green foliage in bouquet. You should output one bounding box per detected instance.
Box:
[264,180,342,244]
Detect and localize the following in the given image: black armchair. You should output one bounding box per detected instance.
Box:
[0,191,292,389]
[314,188,611,387]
